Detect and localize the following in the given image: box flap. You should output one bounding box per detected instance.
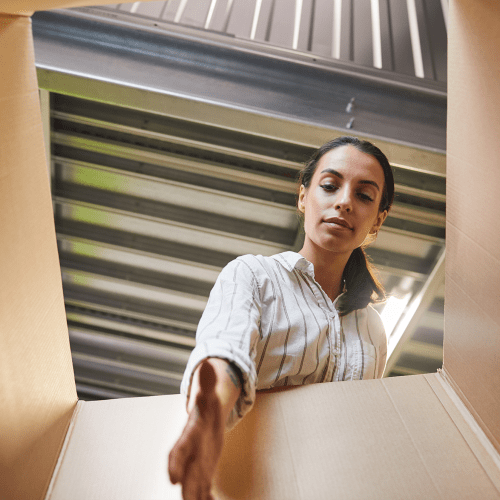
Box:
[216,374,500,499]
[445,0,500,453]
[46,395,188,499]
[426,372,500,489]
[0,14,77,500]
[1,0,149,15]
[45,375,500,499]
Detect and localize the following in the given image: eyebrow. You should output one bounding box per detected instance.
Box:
[320,168,380,191]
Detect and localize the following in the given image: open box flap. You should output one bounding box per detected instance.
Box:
[45,395,188,500]
[444,0,500,453]
[45,374,500,500]
[215,373,500,500]
[0,14,77,500]
[1,0,129,15]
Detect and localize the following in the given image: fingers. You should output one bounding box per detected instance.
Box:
[168,415,198,484]
[170,443,215,500]
[168,439,187,484]
[182,459,212,500]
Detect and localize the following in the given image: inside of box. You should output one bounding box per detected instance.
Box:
[1,0,500,498]
[444,0,500,453]
[45,374,500,500]
[2,0,124,15]
[0,14,77,500]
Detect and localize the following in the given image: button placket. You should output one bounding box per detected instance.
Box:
[323,312,333,383]
[331,312,342,381]
[318,305,333,383]
[303,267,338,383]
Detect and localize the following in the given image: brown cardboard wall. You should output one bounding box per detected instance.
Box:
[1,0,126,15]
[445,0,500,452]
[0,15,77,500]
[41,375,500,500]
[215,375,500,500]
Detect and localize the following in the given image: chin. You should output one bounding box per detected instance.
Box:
[314,240,355,257]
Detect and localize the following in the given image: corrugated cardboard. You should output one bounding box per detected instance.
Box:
[1,0,126,16]
[0,13,77,500]
[1,0,500,499]
[42,375,500,500]
[45,396,188,499]
[445,0,500,453]
[216,374,500,499]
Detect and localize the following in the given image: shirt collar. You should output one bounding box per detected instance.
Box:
[271,251,316,279]
[272,251,347,306]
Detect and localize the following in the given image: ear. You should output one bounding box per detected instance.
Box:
[298,185,306,213]
[370,210,388,234]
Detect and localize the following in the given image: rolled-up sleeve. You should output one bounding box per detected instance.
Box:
[180,257,262,428]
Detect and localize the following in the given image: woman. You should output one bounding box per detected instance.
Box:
[169,136,394,500]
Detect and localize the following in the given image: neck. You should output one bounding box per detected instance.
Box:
[298,243,351,302]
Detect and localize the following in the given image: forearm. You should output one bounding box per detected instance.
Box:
[187,358,242,425]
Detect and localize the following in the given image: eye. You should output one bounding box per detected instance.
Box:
[320,183,338,192]
[358,192,374,202]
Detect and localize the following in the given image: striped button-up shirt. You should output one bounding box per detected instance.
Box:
[181,251,387,427]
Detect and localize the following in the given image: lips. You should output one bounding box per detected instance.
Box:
[323,217,353,230]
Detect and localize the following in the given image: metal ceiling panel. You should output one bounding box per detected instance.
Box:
[87,0,447,82]
[31,4,447,399]
[32,9,446,151]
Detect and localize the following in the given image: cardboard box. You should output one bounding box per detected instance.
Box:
[1,1,499,499]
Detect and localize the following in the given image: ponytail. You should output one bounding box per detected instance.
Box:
[336,247,385,316]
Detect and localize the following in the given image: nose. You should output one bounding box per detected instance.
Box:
[335,186,353,212]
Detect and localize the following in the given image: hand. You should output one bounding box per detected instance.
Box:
[169,361,224,500]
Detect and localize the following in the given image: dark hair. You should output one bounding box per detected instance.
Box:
[298,136,394,316]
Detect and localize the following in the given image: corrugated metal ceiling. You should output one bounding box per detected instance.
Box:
[32,0,447,400]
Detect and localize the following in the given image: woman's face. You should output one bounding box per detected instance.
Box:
[298,145,388,258]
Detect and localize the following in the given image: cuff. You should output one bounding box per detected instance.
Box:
[180,340,257,430]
